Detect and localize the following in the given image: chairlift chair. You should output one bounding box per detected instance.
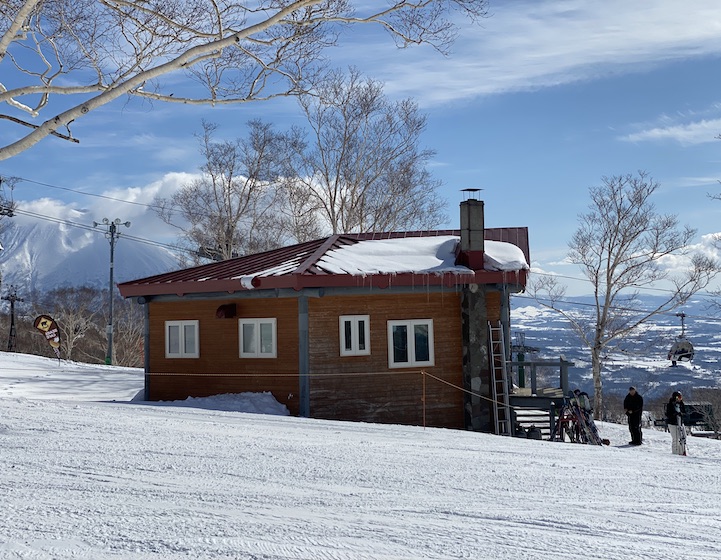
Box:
[668,312,694,366]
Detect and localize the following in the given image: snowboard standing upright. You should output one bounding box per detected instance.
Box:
[676,405,687,456]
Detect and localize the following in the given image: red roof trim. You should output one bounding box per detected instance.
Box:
[118,269,528,298]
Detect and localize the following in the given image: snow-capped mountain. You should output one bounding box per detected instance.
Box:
[0,218,179,294]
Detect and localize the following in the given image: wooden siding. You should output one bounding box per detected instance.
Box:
[144,288,504,429]
[307,291,465,429]
[147,298,301,415]
[486,290,501,323]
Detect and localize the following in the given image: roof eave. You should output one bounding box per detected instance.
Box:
[118,269,528,298]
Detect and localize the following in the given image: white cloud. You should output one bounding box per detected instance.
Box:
[672,176,721,188]
[16,198,85,223]
[337,1,721,106]
[620,118,721,146]
[13,172,198,247]
[96,172,196,210]
[88,172,198,242]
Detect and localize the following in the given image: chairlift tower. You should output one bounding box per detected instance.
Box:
[2,286,23,352]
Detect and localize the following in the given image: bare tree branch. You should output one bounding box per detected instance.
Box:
[153,119,289,262]
[288,67,446,234]
[0,0,489,159]
[0,113,79,142]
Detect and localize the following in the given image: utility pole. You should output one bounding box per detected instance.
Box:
[2,286,23,352]
[94,218,131,365]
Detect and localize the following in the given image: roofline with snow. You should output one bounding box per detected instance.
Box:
[118,229,530,299]
[119,269,528,298]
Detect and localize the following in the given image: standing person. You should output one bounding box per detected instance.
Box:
[666,391,687,455]
[623,386,644,445]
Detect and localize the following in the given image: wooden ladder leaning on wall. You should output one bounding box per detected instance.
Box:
[488,321,512,436]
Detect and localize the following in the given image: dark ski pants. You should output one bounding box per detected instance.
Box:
[628,412,642,444]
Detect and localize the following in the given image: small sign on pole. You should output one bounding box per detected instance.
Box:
[33,314,61,359]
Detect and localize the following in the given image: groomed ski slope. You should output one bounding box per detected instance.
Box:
[1,353,720,560]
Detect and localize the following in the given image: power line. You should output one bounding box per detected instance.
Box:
[9,175,161,211]
[9,206,191,256]
[5,175,202,256]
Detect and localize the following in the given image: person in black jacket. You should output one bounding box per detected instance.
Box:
[623,386,644,445]
[666,391,687,455]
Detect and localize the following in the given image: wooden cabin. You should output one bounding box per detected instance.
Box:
[118,200,530,432]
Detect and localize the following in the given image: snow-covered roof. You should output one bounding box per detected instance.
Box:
[317,237,528,275]
[119,229,530,297]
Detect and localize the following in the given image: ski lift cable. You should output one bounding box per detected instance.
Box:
[513,293,721,323]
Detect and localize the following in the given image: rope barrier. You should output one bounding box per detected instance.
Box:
[147,370,426,378]
[145,369,510,407]
[145,368,512,430]
[420,370,509,406]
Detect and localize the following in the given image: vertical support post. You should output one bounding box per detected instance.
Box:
[106,221,116,365]
[517,351,525,387]
[142,298,150,400]
[560,357,570,395]
[530,364,538,395]
[298,294,310,417]
[94,218,130,365]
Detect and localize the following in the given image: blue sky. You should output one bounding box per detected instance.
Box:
[3,0,721,295]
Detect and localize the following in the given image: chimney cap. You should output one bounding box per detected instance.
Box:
[461,188,483,200]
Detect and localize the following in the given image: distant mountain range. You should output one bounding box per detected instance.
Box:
[511,294,721,401]
[0,219,179,294]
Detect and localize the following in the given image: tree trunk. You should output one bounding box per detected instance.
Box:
[591,345,603,420]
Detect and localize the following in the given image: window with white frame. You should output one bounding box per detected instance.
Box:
[339,315,370,356]
[387,319,434,368]
[239,318,277,358]
[165,320,199,358]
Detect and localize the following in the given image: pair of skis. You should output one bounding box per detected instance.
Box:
[559,392,603,445]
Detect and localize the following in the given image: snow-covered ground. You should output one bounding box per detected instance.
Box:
[1,353,720,559]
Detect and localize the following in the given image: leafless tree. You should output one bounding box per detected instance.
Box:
[0,1,489,160]
[113,296,145,367]
[277,176,325,243]
[290,67,446,234]
[156,66,448,255]
[154,120,291,262]
[531,172,721,418]
[31,285,105,360]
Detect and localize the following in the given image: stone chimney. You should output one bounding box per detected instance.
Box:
[458,199,484,270]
